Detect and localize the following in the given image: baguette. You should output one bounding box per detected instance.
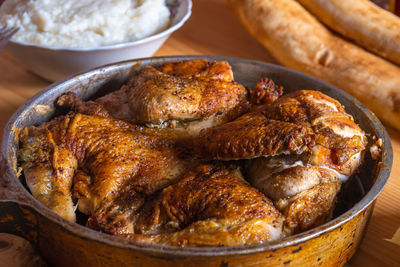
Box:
[229,0,400,131]
[296,0,400,65]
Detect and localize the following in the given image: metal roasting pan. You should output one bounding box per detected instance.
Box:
[0,56,393,266]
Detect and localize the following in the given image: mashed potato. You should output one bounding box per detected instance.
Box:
[0,0,171,47]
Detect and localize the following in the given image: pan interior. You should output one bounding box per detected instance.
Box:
[4,56,391,253]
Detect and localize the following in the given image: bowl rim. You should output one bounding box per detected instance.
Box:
[1,55,393,256]
[7,0,192,51]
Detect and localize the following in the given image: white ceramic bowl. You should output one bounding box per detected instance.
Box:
[4,0,192,81]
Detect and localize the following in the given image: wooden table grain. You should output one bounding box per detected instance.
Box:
[0,0,399,266]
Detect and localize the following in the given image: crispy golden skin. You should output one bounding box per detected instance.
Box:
[126,65,249,125]
[198,90,366,174]
[199,89,367,234]
[19,64,369,247]
[196,111,313,160]
[251,77,283,105]
[19,131,78,221]
[158,59,234,81]
[108,165,284,246]
[245,90,366,233]
[58,60,250,136]
[19,113,193,220]
[56,93,112,118]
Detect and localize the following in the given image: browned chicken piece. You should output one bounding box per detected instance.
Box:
[19,66,370,247]
[266,90,367,175]
[246,160,341,234]
[247,163,340,201]
[58,60,250,136]
[198,89,367,234]
[158,59,234,81]
[57,92,112,118]
[19,113,193,221]
[94,164,284,247]
[198,90,367,174]
[251,77,283,105]
[277,182,340,234]
[126,66,249,128]
[196,111,314,160]
[19,127,78,221]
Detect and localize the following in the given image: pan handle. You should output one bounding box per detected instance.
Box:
[0,158,39,244]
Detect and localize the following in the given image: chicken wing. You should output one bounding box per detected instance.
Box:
[196,111,314,160]
[198,90,366,173]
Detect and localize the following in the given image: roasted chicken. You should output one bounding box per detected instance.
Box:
[19,113,193,220]
[18,59,369,247]
[158,59,234,81]
[18,113,284,246]
[198,90,367,234]
[58,59,250,136]
[90,164,284,246]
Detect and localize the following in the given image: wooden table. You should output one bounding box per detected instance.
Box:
[0,0,399,266]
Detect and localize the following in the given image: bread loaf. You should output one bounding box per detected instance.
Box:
[296,0,400,65]
[229,0,400,131]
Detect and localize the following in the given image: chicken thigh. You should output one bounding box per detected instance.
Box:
[104,164,284,246]
[58,60,250,136]
[19,113,193,221]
